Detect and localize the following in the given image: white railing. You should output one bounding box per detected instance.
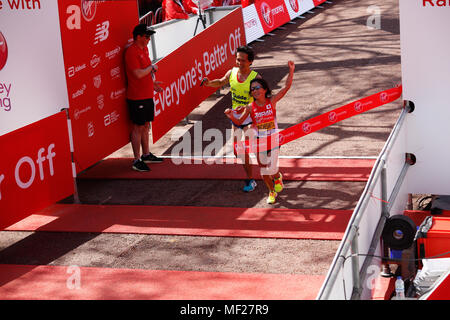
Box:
[138,6,239,62]
[140,10,155,26]
[317,101,414,300]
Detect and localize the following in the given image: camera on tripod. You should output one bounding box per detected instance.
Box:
[193,0,213,35]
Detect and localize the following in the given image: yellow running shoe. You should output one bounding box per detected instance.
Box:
[267,191,277,204]
[273,173,284,193]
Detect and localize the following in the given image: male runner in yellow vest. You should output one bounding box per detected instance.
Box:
[202,46,261,192]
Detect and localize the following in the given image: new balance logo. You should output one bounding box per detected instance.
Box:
[94,21,109,45]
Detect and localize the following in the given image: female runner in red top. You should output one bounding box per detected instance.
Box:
[225,60,295,204]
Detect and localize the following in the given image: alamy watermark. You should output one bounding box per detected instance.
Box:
[367,5,381,30]
[169,120,279,175]
[66,265,81,290]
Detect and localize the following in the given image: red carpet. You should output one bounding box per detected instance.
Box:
[77,157,374,181]
[0,264,324,300]
[5,204,352,240]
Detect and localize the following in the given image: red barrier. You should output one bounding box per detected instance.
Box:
[57,0,138,173]
[0,112,74,230]
[253,0,291,34]
[234,86,403,154]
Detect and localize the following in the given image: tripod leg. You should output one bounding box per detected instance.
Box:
[194,13,206,36]
[194,18,200,36]
[201,15,206,28]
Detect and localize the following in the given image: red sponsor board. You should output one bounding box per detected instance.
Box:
[57,0,139,173]
[151,7,246,142]
[0,112,73,229]
[254,0,291,34]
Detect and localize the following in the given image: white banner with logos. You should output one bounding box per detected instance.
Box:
[0,0,69,135]
[242,0,315,43]
[242,4,265,43]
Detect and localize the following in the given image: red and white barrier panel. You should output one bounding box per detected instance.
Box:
[0,112,74,230]
[234,86,403,154]
[243,0,317,43]
[58,0,139,173]
[151,7,246,142]
[1,1,140,174]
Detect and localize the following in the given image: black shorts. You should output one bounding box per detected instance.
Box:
[230,120,252,130]
[127,98,154,125]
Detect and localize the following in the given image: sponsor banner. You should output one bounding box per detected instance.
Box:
[0,111,73,230]
[242,5,265,43]
[235,86,403,154]
[254,0,291,34]
[151,7,246,142]
[57,0,139,173]
[243,0,315,43]
[0,0,69,135]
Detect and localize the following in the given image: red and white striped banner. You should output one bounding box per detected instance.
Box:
[235,85,403,154]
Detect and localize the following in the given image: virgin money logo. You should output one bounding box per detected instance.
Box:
[81,0,97,22]
[260,2,274,28]
[0,32,8,71]
[302,122,311,133]
[260,2,285,29]
[379,92,388,103]
[354,101,363,112]
[328,112,337,123]
[73,106,92,120]
[289,0,299,12]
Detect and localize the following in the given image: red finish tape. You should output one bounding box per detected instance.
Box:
[234,85,403,155]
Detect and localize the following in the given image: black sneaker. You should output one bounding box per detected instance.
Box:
[132,159,150,172]
[141,152,163,163]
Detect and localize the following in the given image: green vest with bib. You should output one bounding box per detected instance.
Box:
[229,67,259,110]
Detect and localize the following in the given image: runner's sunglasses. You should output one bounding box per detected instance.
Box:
[250,85,262,92]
